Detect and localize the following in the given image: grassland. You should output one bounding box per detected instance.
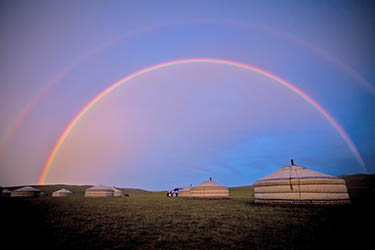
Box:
[1,175,374,250]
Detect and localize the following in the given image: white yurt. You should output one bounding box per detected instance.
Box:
[253,160,350,204]
[10,186,42,197]
[1,189,12,197]
[112,187,123,197]
[85,185,114,197]
[190,178,229,199]
[52,188,73,197]
[178,185,192,198]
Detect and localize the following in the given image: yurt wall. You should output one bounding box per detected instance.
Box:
[178,186,192,197]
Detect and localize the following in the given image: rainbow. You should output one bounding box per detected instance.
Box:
[2,20,372,156]
[38,58,366,184]
[225,20,375,95]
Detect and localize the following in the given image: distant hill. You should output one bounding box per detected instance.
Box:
[340,174,375,202]
[115,187,151,195]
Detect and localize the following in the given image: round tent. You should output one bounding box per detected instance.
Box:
[2,189,12,197]
[112,187,123,197]
[52,188,72,197]
[85,185,114,197]
[10,186,42,197]
[190,179,229,199]
[178,185,192,198]
[253,161,350,204]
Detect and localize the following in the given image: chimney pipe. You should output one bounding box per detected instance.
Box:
[291,159,294,166]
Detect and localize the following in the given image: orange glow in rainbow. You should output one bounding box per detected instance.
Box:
[38,58,366,184]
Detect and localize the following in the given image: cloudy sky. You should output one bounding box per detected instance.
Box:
[0,0,373,189]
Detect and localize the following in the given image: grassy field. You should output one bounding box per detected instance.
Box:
[1,175,374,250]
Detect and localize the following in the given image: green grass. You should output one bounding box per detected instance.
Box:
[1,174,374,250]
[228,185,253,199]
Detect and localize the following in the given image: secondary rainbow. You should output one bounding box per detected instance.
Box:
[3,21,372,157]
[0,24,164,154]
[38,58,366,184]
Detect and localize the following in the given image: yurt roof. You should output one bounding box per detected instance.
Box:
[2,189,12,193]
[13,186,41,192]
[112,187,122,192]
[256,165,337,182]
[87,185,113,191]
[195,180,226,187]
[54,188,72,193]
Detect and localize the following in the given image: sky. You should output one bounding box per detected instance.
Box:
[0,0,374,190]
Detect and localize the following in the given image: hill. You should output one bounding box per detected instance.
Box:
[340,174,375,202]
[116,187,152,195]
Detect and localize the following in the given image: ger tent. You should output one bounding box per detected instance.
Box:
[1,189,12,197]
[253,160,350,204]
[52,188,72,197]
[178,185,192,198]
[10,186,42,197]
[190,179,229,199]
[112,187,123,197]
[85,185,114,197]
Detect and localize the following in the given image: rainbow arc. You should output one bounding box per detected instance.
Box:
[38,58,366,184]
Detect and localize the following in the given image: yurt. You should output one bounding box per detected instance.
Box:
[85,185,114,197]
[10,186,42,197]
[253,160,350,204]
[52,188,72,197]
[2,189,12,197]
[190,178,229,199]
[178,185,192,198]
[112,187,123,197]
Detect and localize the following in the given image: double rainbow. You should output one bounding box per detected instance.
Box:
[3,20,372,157]
[38,58,366,184]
